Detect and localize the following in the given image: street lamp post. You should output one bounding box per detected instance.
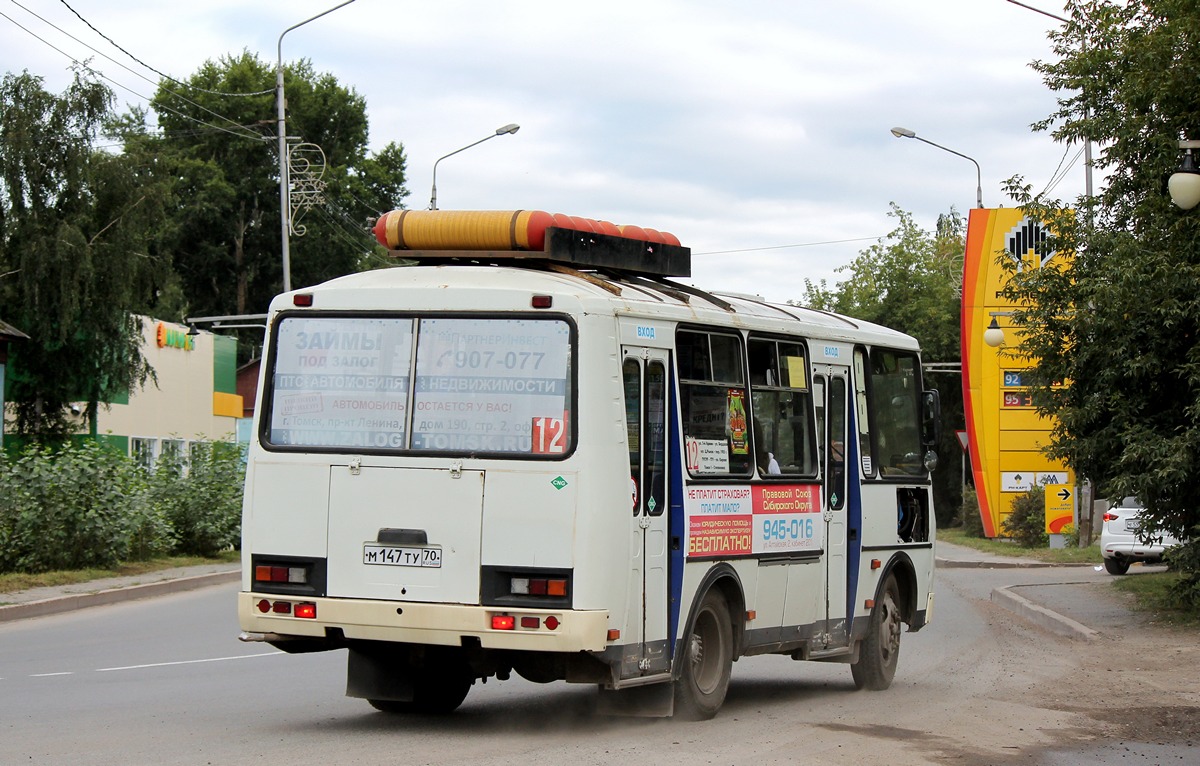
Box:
[428,123,521,210]
[277,0,357,295]
[890,127,983,208]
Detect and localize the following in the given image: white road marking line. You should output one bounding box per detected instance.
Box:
[30,672,73,677]
[96,651,284,672]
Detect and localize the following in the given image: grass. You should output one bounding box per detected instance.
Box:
[0,549,240,594]
[1111,571,1200,625]
[939,525,1104,564]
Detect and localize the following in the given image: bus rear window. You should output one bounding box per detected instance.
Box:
[265,315,573,456]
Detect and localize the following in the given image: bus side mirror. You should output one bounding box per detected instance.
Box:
[921,389,942,449]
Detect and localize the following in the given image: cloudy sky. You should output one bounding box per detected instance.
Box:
[1,0,1085,303]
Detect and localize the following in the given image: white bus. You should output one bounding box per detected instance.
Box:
[238,211,939,719]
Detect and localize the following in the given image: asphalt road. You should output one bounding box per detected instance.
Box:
[0,567,1193,765]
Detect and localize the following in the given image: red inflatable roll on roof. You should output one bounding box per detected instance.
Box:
[641,228,666,245]
[594,220,621,237]
[618,224,647,242]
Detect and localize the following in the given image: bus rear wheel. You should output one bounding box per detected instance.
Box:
[368,670,472,715]
[674,589,733,720]
[851,574,902,691]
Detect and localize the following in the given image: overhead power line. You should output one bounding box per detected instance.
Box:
[0,5,265,143]
[55,0,272,97]
[695,235,884,257]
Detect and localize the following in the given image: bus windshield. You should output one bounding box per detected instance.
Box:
[264,314,573,456]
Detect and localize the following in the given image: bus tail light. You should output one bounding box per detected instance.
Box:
[255,565,308,585]
[481,567,572,608]
[492,615,516,630]
[510,577,568,597]
[255,599,316,619]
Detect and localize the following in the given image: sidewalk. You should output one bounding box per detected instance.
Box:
[935,539,1072,569]
[0,561,239,623]
[1,543,1128,643]
[938,539,1130,641]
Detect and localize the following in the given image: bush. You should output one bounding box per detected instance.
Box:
[1002,486,1048,548]
[0,437,244,573]
[1164,534,1200,611]
[0,441,146,572]
[145,441,245,557]
[960,486,985,537]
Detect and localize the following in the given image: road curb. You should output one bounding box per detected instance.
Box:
[990,582,1099,641]
[937,557,1094,569]
[0,570,240,624]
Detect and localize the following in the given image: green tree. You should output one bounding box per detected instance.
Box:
[799,205,965,526]
[1001,0,1200,600]
[145,51,408,320]
[0,69,162,441]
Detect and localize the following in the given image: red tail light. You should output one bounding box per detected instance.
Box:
[1103,513,1119,522]
[492,615,515,630]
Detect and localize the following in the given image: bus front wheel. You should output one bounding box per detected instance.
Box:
[851,574,902,691]
[674,589,733,720]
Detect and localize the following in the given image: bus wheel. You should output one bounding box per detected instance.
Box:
[851,574,902,691]
[368,671,472,715]
[674,589,733,720]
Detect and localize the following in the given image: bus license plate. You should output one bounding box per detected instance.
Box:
[363,544,442,568]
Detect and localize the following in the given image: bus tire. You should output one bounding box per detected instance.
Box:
[368,671,472,715]
[674,588,733,720]
[851,574,902,691]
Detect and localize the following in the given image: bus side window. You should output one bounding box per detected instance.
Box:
[677,329,752,477]
[853,348,874,477]
[623,359,641,515]
[868,349,924,476]
[748,337,816,479]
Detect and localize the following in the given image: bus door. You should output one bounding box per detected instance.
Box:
[814,365,850,646]
[622,347,670,675]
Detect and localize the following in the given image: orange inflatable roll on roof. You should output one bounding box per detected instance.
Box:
[373,210,554,251]
[372,209,681,251]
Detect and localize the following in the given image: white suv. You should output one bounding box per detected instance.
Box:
[1100,497,1180,575]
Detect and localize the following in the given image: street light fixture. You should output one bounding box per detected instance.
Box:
[890,126,983,208]
[277,0,357,295]
[429,123,521,210]
[1169,140,1200,210]
[983,317,1006,348]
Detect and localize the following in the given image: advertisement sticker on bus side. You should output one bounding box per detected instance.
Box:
[684,484,822,558]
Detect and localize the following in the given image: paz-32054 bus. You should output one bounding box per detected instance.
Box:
[238,210,939,719]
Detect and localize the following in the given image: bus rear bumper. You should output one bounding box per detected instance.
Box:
[238,592,611,652]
